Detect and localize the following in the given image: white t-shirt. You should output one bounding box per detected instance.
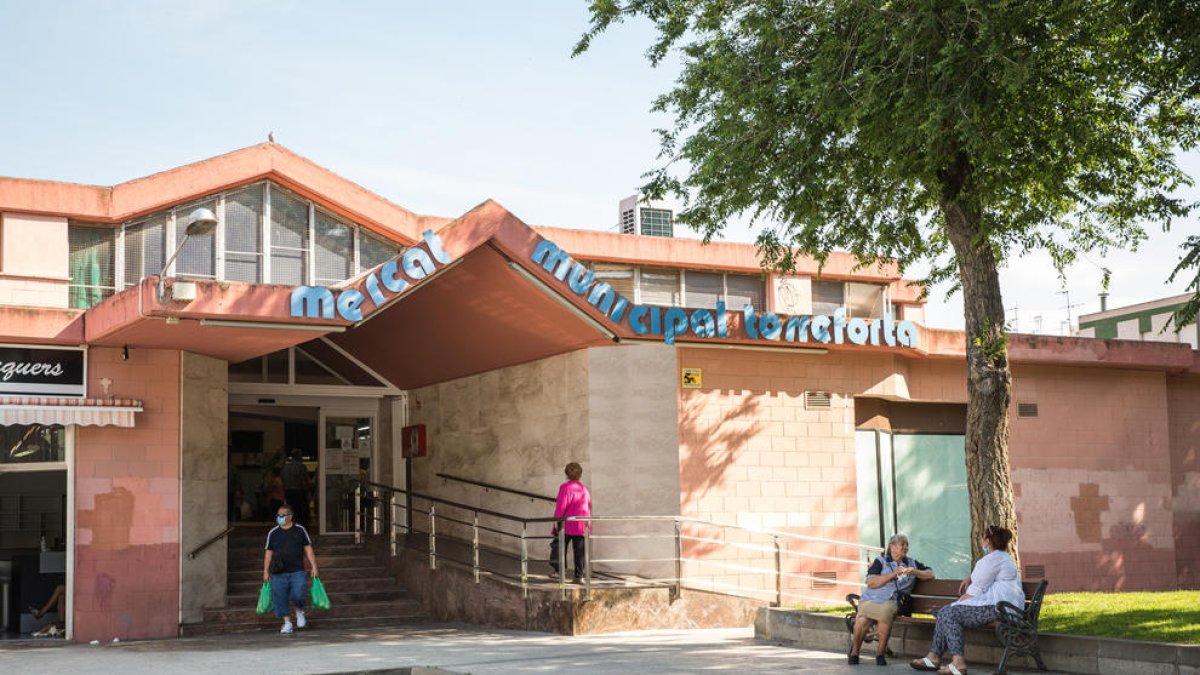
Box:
[955,550,1024,609]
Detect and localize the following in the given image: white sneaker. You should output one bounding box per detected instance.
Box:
[295,610,306,628]
[280,619,294,634]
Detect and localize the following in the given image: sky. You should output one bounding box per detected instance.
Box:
[1,1,1196,332]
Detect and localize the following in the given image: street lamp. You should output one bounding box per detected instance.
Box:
[156,207,218,302]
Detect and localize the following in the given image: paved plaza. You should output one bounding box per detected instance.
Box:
[0,624,1064,674]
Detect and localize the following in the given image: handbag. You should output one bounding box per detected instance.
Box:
[892,558,914,616]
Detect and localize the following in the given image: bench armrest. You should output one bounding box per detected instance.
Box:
[995,600,1028,627]
[846,593,861,611]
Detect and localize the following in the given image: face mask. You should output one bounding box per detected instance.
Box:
[276,515,288,525]
[982,545,991,554]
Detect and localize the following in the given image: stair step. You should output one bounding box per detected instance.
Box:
[181,613,429,636]
[225,588,409,605]
[227,575,398,595]
[229,566,390,582]
[202,599,422,623]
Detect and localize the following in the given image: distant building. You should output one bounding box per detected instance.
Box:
[618,194,674,237]
[1076,293,1199,349]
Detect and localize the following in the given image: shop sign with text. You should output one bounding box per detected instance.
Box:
[289,230,452,322]
[530,237,920,349]
[0,345,87,397]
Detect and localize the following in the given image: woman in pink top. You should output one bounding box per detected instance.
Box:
[549,462,592,581]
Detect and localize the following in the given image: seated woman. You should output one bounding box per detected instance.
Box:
[850,533,935,665]
[29,583,65,620]
[910,525,1023,675]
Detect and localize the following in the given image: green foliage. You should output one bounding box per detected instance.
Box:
[1168,235,1200,331]
[577,0,1197,282]
[971,321,1008,365]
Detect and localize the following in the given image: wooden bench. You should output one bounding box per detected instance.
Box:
[845,578,1049,674]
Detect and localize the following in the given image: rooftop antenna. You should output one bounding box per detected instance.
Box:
[1058,290,1085,334]
[1005,304,1019,333]
[1033,315,1043,334]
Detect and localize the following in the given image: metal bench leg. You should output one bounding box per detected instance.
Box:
[996,646,1011,675]
[1033,644,1047,671]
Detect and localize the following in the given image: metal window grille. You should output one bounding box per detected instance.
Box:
[804,391,832,410]
[358,230,400,273]
[314,210,353,285]
[122,215,165,289]
[811,571,837,590]
[269,187,310,285]
[67,223,116,309]
[173,199,217,278]
[639,208,673,237]
[224,186,263,282]
[1017,403,1039,418]
[1024,564,1046,579]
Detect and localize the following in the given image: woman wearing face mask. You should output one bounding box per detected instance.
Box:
[263,505,319,634]
[910,525,1022,675]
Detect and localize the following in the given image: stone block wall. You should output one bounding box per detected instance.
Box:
[1167,373,1200,589]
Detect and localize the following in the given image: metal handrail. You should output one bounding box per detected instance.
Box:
[353,479,883,606]
[187,526,235,560]
[436,472,556,503]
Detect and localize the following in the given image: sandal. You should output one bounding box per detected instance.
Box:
[28,605,43,619]
[937,666,967,675]
[910,657,939,671]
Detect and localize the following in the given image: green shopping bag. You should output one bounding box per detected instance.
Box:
[311,576,331,610]
[255,582,272,615]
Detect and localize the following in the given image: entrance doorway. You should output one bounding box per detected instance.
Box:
[0,423,71,640]
[229,407,319,528]
[319,414,374,534]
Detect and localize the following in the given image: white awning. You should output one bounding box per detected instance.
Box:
[0,397,143,428]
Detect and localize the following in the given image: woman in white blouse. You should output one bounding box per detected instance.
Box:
[909,525,1023,675]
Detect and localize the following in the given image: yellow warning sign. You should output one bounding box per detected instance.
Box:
[681,368,702,389]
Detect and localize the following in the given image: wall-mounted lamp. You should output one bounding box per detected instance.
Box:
[156,208,218,303]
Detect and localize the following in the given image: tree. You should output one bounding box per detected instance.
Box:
[577,0,1197,562]
[1169,235,1200,331]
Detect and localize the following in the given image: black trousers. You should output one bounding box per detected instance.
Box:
[285,489,310,527]
[549,534,586,578]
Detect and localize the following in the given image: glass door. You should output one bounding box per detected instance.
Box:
[319,414,373,534]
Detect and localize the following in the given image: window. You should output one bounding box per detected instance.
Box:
[639,208,673,237]
[314,210,353,285]
[358,230,400,273]
[811,280,845,316]
[685,271,723,309]
[592,263,635,300]
[726,274,765,311]
[0,423,66,464]
[846,282,884,319]
[640,268,680,305]
[68,224,115,309]
[270,187,310,285]
[224,186,263,282]
[173,199,217,279]
[122,215,165,289]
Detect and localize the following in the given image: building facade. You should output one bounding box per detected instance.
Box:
[0,144,1197,642]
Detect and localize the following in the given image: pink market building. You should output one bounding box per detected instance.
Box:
[0,144,1196,642]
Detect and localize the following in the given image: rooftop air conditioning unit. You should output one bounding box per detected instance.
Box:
[618,194,675,238]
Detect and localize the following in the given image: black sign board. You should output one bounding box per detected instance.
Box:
[0,345,86,397]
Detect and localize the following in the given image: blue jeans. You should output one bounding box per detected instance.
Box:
[270,571,308,619]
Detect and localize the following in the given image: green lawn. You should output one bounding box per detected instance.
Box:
[1037,591,1200,645]
[797,591,1200,644]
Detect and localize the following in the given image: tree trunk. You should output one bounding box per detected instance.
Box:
[942,198,1021,568]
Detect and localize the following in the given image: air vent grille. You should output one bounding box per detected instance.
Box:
[1017,403,1039,418]
[1025,564,1046,580]
[804,391,832,410]
[811,571,837,590]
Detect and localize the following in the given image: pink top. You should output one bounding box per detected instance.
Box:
[553,480,592,536]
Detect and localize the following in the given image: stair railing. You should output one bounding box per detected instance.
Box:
[353,479,883,606]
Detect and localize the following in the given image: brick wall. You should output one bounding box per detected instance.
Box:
[74,347,181,641]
